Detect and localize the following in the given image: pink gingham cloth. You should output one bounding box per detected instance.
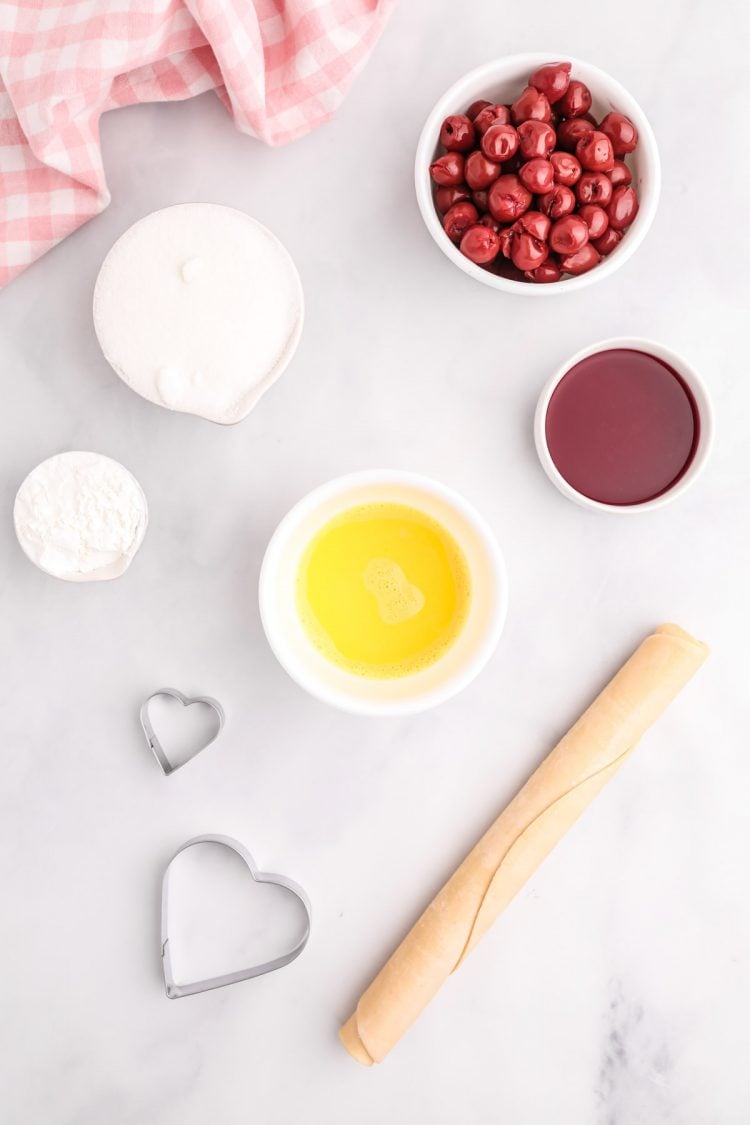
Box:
[0,0,395,287]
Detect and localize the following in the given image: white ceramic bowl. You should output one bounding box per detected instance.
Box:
[13,450,149,581]
[415,54,661,295]
[259,471,508,716]
[534,337,714,512]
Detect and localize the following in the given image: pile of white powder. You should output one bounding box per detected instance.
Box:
[13,451,148,581]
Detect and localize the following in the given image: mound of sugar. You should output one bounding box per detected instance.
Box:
[93,204,304,425]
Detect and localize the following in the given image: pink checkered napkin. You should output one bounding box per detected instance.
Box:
[0,0,395,287]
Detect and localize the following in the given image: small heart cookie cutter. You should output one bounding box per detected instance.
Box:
[161,834,312,999]
[140,688,225,776]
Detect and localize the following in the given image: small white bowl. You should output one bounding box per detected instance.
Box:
[415,54,661,295]
[534,337,714,512]
[259,471,508,716]
[13,450,149,581]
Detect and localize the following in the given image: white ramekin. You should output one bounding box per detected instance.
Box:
[533,337,714,513]
[13,451,149,581]
[415,54,661,295]
[259,471,508,716]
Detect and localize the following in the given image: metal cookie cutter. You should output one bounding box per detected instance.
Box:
[161,834,312,999]
[140,688,225,776]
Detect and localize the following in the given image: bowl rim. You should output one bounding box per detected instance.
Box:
[414,53,661,296]
[533,336,715,512]
[258,469,509,716]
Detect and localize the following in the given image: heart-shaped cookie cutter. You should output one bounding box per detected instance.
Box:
[161,834,312,999]
[140,688,225,775]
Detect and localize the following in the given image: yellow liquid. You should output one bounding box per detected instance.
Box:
[296,503,471,678]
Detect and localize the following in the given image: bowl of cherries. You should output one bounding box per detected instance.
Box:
[415,55,660,293]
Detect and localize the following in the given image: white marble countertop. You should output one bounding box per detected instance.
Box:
[1,2,748,1122]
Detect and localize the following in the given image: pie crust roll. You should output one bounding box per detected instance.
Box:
[340,624,708,1066]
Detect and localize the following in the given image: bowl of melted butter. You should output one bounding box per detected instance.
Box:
[259,471,508,716]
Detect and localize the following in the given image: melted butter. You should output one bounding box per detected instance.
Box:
[296,503,471,679]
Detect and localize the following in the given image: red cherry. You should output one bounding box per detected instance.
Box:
[439,114,476,152]
[592,227,623,255]
[517,210,551,241]
[465,150,501,190]
[435,185,470,214]
[555,117,595,152]
[478,213,500,231]
[599,111,639,156]
[518,158,554,194]
[525,257,562,283]
[443,201,479,243]
[577,203,609,240]
[488,174,533,222]
[459,224,501,264]
[549,214,589,254]
[472,189,489,212]
[528,61,572,104]
[538,184,576,219]
[467,99,492,120]
[429,152,465,186]
[511,86,551,125]
[559,243,601,274]
[473,104,512,135]
[498,225,515,258]
[550,151,581,186]
[576,130,614,172]
[607,184,639,229]
[576,171,613,206]
[557,79,592,118]
[481,123,519,162]
[517,120,556,160]
[511,231,548,271]
[609,159,633,187]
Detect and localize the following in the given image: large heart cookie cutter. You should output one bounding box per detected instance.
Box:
[161,834,312,999]
[140,688,225,775]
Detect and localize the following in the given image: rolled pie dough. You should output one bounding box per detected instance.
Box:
[340,624,709,1066]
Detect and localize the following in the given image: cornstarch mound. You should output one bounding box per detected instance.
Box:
[14,451,148,581]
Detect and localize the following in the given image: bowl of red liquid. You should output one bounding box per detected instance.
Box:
[415,54,660,294]
[534,338,713,511]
